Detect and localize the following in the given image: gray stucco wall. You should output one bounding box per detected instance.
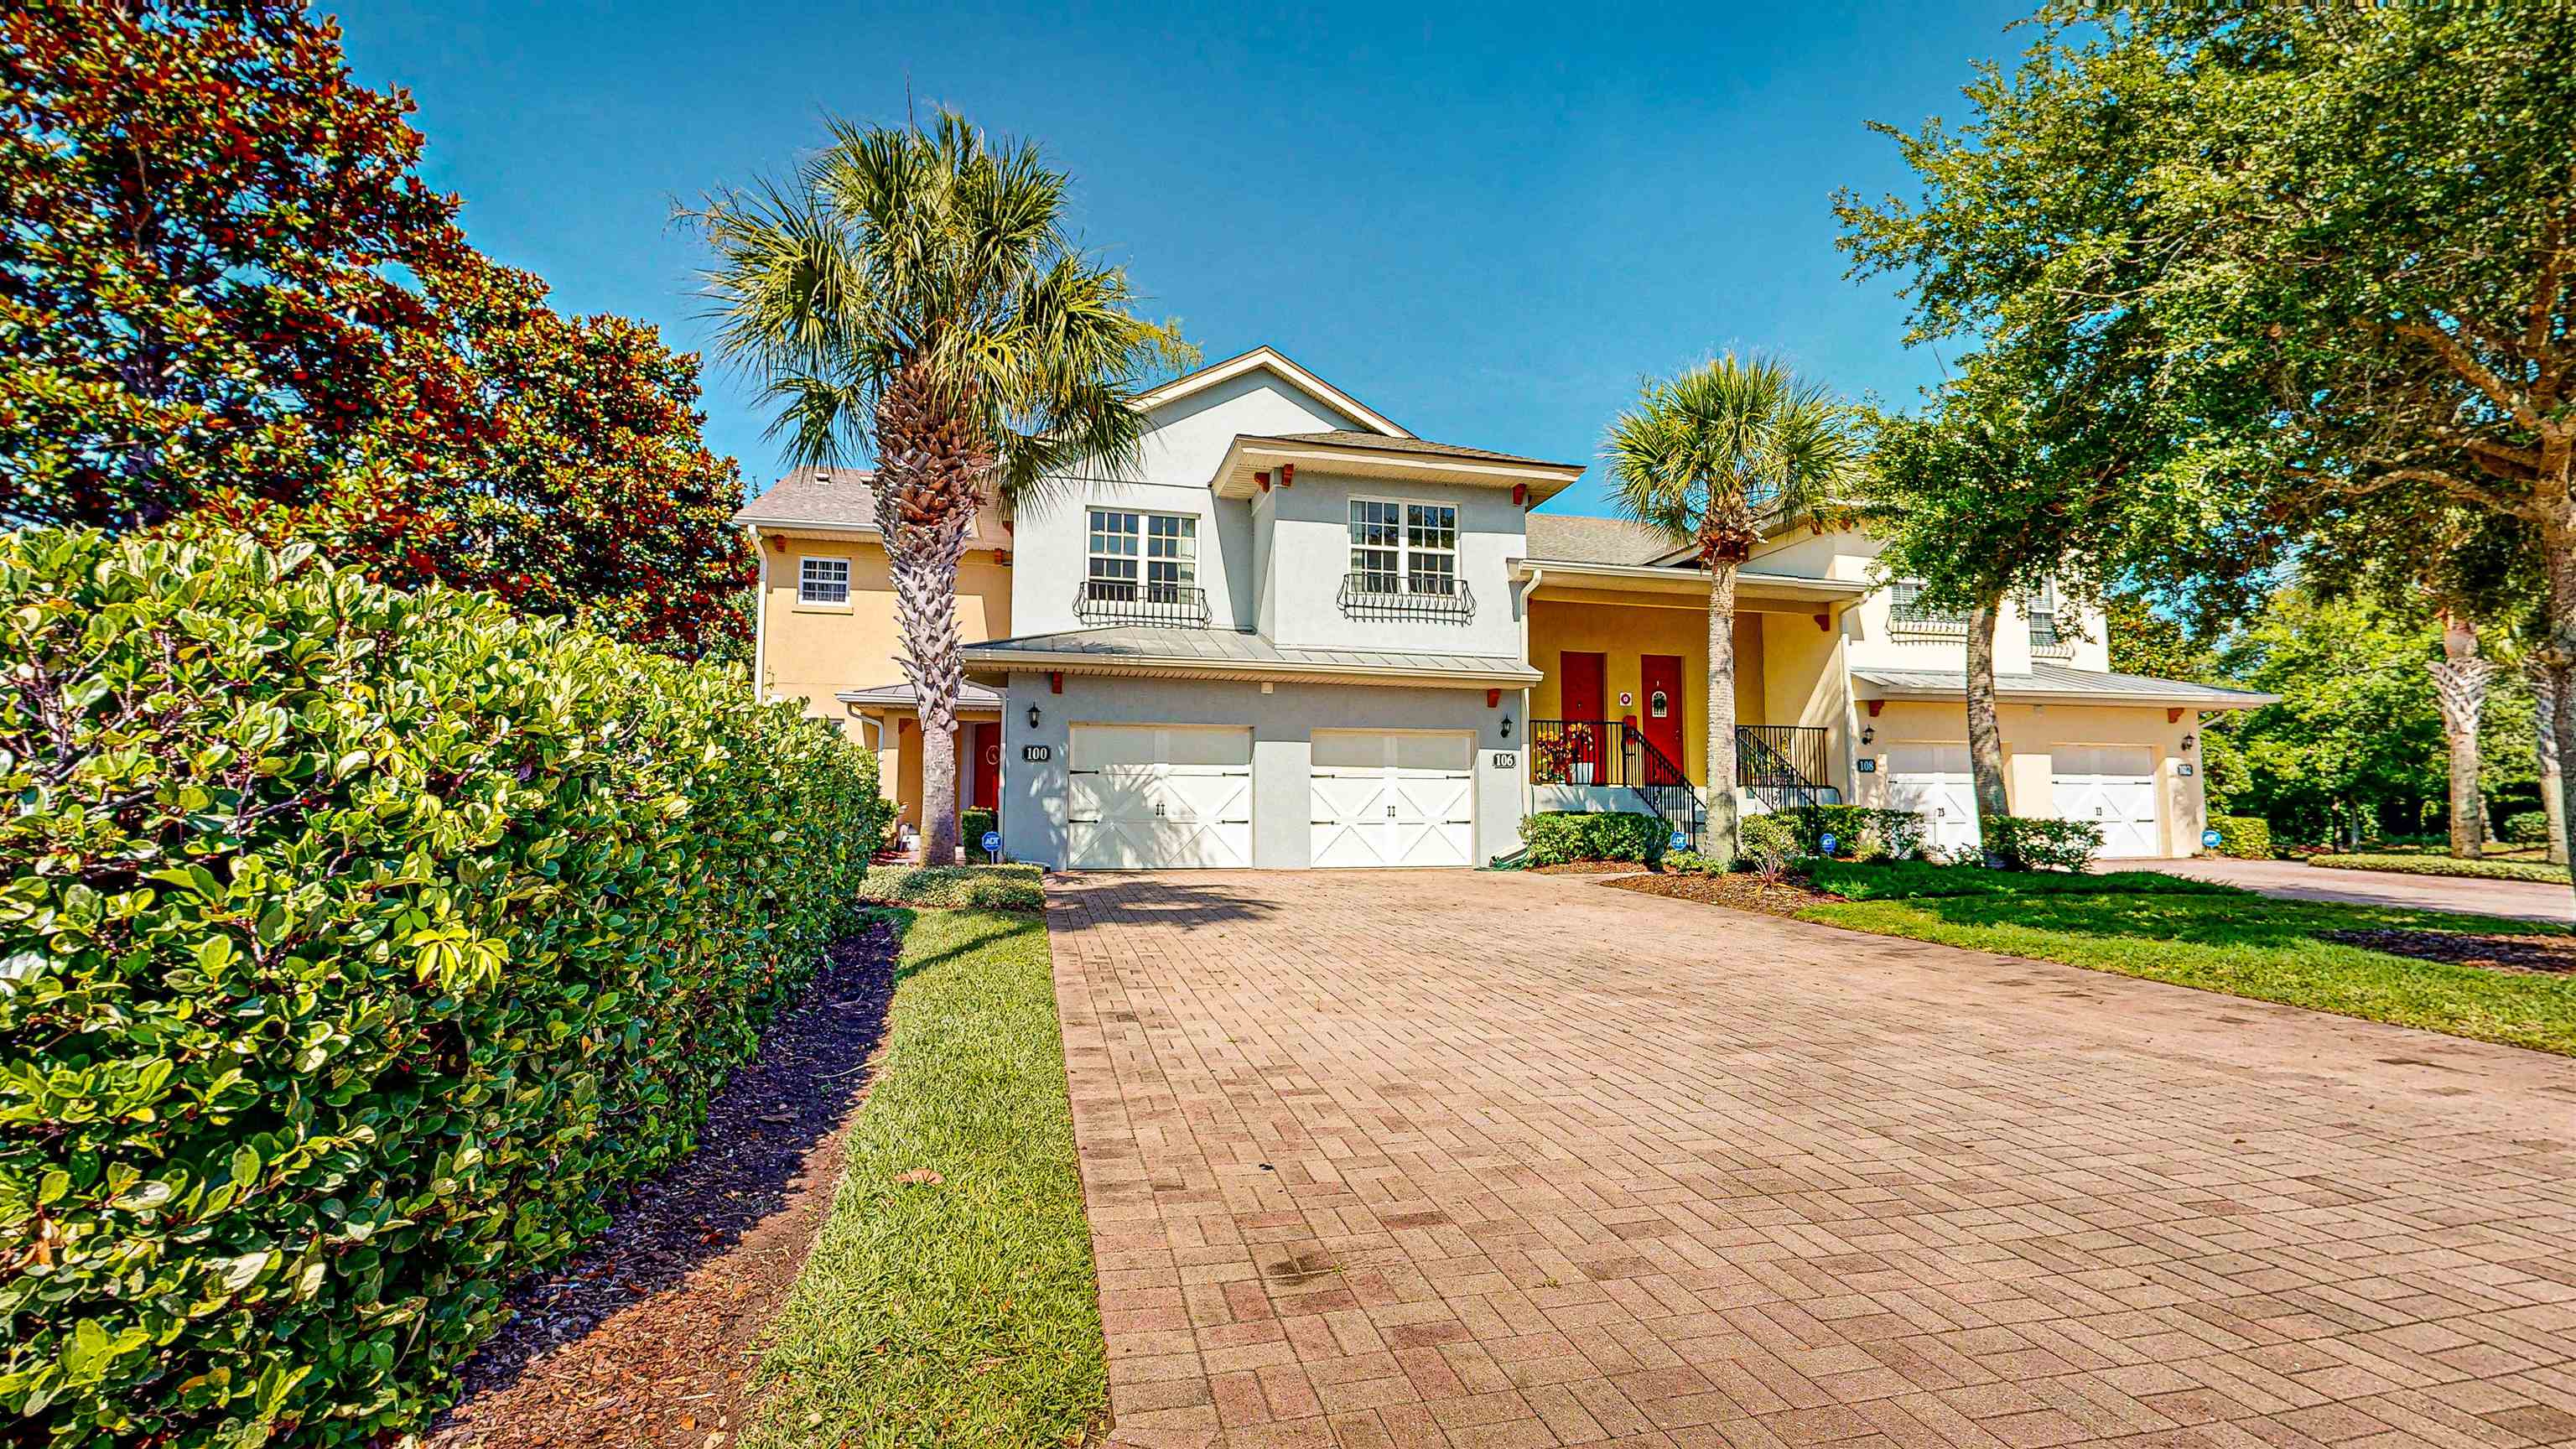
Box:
[998,671,1524,868]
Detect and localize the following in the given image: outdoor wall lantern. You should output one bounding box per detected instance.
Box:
[1026,704,1042,729]
[1501,714,1514,740]
[2179,733,2195,752]
[1859,724,1876,745]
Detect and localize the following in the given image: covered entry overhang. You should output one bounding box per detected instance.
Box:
[1512,558,1871,618]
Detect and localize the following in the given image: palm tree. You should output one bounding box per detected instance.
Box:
[1603,356,1866,864]
[696,112,1192,865]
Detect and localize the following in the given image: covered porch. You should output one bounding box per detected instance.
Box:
[834,680,1006,849]
[1514,559,1869,839]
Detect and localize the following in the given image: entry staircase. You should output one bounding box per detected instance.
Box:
[1528,721,1836,850]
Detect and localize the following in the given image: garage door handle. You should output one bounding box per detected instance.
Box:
[1386,804,1396,818]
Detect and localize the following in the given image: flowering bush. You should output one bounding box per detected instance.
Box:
[0,531,886,1446]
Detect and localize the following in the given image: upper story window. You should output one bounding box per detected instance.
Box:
[1343,498,1473,622]
[1888,577,1966,638]
[798,556,851,607]
[1078,508,1207,626]
[2028,580,2074,657]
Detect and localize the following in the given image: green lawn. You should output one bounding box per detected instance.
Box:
[2308,852,2570,886]
[1806,859,2238,900]
[743,907,1103,1447]
[1799,878,2576,1057]
[855,862,1048,911]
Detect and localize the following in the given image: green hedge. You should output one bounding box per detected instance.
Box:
[2502,811,2550,845]
[1519,811,1669,867]
[1745,805,1927,862]
[1981,815,2103,870]
[2309,853,2570,885]
[959,807,997,849]
[2206,814,2273,860]
[0,531,890,1446]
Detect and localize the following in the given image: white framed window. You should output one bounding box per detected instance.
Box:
[1086,508,1195,600]
[798,556,851,607]
[1888,577,1966,635]
[1347,498,1457,595]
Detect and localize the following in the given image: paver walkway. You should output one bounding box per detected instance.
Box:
[2123,857,2573,928]
[1046,870,2576,1449]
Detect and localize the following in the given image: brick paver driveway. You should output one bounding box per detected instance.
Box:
[1046,870,2576,1449]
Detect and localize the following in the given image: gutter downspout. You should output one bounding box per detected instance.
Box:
[748,524,768,704]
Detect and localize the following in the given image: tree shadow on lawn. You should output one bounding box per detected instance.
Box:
[1894,890,2551,951]
[428,922,900,1441]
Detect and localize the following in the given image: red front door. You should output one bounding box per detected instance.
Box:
[1639,654,1686,784]
[1559,652,1607,780]
[969,721,1000,810]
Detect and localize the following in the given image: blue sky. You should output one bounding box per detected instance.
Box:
[336,0,2027,517]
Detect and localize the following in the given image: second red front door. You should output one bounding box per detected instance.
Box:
[1639,654,1685,783]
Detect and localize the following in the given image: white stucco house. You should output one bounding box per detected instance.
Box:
[744,345,2273,869]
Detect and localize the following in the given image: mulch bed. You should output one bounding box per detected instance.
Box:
[2324,927,2576,975]
[426,921,900,1449]
[1606,871,1841,918]
[1530,860,1653,875]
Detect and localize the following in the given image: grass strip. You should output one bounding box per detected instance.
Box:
[1805,860,2241,900]
[2309,853,2571,885]
[856,863,1048,911]
[742,907,1103,1446]
[1800,890,2576,1057]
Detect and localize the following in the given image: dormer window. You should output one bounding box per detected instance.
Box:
[1343,498,1472,621]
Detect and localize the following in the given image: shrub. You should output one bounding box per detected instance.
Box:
[1657,850,1727,876]
[2205,814,2273,860]
[1737,814,1804,865]
[0,531,889,1446]
[1518,811,1669,867]
[2502,811,2551,846]
[1741,806,1927,862]
[959,807,999,849]
[855,865,1046,911]
[1981,815,2105,870]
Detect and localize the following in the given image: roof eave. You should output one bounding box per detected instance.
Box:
[1209,438,1584,501]
[961,650,1540,689]
[1856,681,2279,710]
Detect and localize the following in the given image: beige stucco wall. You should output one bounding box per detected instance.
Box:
[1528,599,1763,730]
[757,529,1013,731]
[1851,699,2210,857]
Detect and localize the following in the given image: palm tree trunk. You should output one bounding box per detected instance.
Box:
[1704,563,1741,865]
[891,507,973,864]
[2530,658,2569,866]
[2428,610,2496,861]
[1964,593,2012,868]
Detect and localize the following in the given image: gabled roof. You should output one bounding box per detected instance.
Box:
[961,626,1539,688]
[1852,663,2277,710]
[1523,513,1683,567]
[1130,345,1412,439]
[731,466,1005,545]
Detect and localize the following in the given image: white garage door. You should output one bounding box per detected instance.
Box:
[1310,730,1476,868]
[2053,745,2160,859]
[1067,724,1253,869]
[1883,743,1981,855]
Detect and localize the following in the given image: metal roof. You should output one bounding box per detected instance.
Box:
[1852,662,2277,709]
[833,680,1003,710]
[961,626,1540,687]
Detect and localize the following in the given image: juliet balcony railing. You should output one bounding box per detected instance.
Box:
[1336,572,1477,624]
[1072,579,1211,628]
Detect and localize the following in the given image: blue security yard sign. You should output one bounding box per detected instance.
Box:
[981,829,1003,863]
[1819,832,1838,856]
[1669,830,1690,854]
[2200,828,2223,849]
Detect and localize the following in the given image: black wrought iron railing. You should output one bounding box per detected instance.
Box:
[1072,578,1210,627]
[1528,719,1702,846]
[1336,572,1476,623]
[1736,724,1830,813]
